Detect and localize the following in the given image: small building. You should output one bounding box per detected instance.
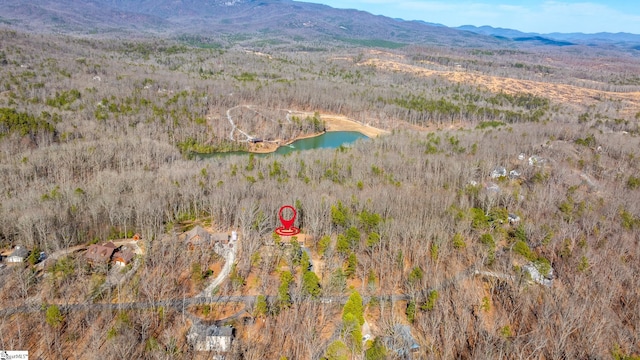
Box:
[509,170,521,179]
[185,226,211,248]
[188,324,234,352]
[85,242,117,264]
[485,182,500,193]
[490,166,507,179]
[508,213,521,224]
[7,246,29,263]
[113,248,135,267]
[381,324,420,359]
[523,263,554,287]
[211,233,230,245]
[528,155,544,166]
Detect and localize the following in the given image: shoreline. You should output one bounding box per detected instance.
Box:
[247,114,389,154]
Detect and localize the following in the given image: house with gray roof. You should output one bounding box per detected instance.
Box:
[188,323,234,352]
[490,166,507,179]
[381,324,420,359]
[7,245,29,263]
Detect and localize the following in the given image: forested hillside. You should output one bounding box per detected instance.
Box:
[0,26,639,359]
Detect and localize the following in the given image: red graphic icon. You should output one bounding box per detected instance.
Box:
[275,205,300,236]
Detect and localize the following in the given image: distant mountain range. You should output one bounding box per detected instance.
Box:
[0,0,499,46]
[1,0,639,49]
[457,25,640,46]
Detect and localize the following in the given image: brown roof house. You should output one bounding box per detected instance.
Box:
[85,242,117,265]
[185,226,211,248]
[113,247,135,267]
[211,233,230,245]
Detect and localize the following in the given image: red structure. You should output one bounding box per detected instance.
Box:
[275,205,300,236]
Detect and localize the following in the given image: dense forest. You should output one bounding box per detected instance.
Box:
[0,27,639,359]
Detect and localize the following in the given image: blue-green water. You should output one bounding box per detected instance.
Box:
[200,131,368,158]
[273,131,367,155]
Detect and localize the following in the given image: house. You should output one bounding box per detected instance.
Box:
[509,170,521,179]
[484,182,500,193]
[381,324,420,359]
[528,155,544,166]
[188,324,234,352]
[185,226,211,248]
[490,166,507,179]
[508,213,521,224]
[523,263,554,287]
[211,233,230,245]
[7,246,29,263]
[85,242,117,264]
[113,247,135,267]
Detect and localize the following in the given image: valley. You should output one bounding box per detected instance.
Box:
[0,2,639,358]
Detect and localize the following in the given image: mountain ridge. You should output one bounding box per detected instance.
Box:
[1,0,639,49]
[457,24,640,45]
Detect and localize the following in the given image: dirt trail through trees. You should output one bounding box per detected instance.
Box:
[198,240,237,297]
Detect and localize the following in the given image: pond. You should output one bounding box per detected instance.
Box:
[273,131,368,155]
[199,131,369,158]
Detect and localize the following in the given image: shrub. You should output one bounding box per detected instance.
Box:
[513,240,535,261]
[422,290,439,311]
[407,266,423,286]
[476,120,505,129]
[471,208,490,229]
[627,175,640,190]
[452,233,466,249]
[406,300,416,323]
[365,338,388,360]
[574,133,596,147]
[45,304,64,328]
[480,233,495,248]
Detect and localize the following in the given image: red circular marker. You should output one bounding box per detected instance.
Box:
[275,205,300,236]
[278,205,296,230]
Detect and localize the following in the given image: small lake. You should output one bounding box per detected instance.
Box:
[273,131,368,155]
[199,131,368,158]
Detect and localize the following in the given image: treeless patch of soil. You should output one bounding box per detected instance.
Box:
[243,272,261,295]
[361,58,640,116]
[208,261,223,277]
[323,114,389,138]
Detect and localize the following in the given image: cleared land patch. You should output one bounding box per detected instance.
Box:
[361,58,640,115]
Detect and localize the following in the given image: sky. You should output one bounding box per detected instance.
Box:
[309,1,640,34]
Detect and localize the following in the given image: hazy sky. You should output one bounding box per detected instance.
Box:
[308,1,640,34]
